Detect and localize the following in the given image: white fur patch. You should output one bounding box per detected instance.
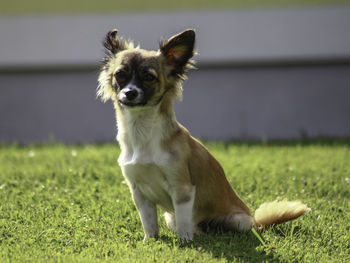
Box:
[229,213,253,232]
[174,186,196,241]
[164,212,176,232]
[117,106,170,167]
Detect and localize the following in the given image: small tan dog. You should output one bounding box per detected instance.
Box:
[97,29,309,241]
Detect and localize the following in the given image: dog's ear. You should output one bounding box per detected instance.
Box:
[160,29,196,77]
[103,29,127,54]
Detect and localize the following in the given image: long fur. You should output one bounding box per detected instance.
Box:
[254,200,310,228]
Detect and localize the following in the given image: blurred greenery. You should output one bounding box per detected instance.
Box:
[1,0,350,15]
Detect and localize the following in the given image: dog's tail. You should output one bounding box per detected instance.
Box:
[253,200,310,229]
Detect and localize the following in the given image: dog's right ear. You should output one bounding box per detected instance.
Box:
[103,29,127,54]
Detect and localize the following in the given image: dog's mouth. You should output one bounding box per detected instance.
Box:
[118,99,146,107]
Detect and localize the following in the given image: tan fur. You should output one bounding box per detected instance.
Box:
[97,29,309,240]
[254,200,310,228]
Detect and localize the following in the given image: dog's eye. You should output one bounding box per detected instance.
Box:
[143,72,157,82]
[115,70,128,82]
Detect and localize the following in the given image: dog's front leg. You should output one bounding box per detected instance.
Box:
[172,185,196,241]
[130,185,159,241]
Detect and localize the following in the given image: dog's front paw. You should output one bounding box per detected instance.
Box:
[143,233,159,242]
[178,230,194,242]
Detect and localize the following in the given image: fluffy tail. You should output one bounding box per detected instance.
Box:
[253,200,310,229]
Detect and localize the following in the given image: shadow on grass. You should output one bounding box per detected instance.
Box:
[269,223,304,239]
[160,230,282,263]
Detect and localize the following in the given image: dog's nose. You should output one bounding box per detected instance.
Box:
[125,89,138,100]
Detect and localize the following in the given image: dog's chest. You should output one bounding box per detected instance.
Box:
[117,113,174,211]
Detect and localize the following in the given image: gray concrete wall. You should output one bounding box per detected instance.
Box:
[179,65,350,140]
[1,6,350,143]
[1,65,349,144]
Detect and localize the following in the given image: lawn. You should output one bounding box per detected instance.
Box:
[0,141,349,262]
[1,0,350,15]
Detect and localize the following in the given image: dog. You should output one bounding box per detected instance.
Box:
[97,29,309,241]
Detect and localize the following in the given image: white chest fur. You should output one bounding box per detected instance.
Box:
[117,106,171,166]
[117,106,174,212]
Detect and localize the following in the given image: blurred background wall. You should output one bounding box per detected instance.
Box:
[1,1,350,144]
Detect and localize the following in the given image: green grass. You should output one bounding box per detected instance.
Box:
[0,141,349,262]
[1,0,350,15]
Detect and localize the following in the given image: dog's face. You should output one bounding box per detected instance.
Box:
[97,29,195,108]
[112,49,164,108]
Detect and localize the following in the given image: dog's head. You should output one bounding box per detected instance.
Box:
[97,29,195,108]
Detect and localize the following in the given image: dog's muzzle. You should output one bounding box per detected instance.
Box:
[118,85,145,107]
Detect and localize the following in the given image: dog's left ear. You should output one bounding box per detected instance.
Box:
[160,29,196,77]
